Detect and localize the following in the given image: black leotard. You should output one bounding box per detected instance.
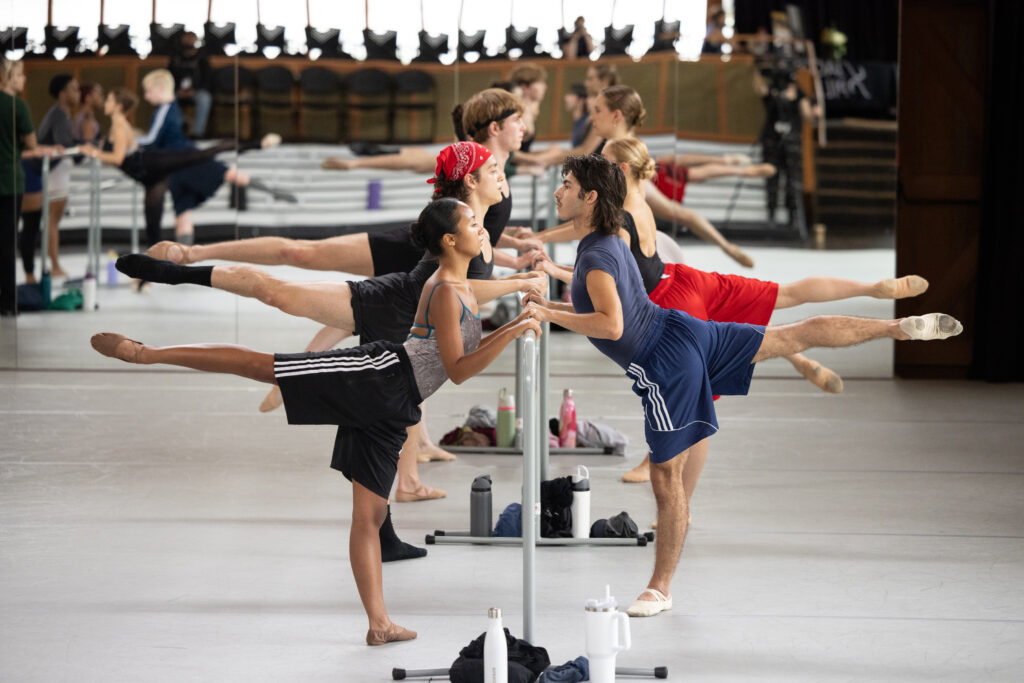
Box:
[622,211,665,295]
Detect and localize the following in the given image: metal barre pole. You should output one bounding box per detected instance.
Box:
[130,181,140,254]
[89,157,101,277]
[39,156,51,280]
[520,328,538,644]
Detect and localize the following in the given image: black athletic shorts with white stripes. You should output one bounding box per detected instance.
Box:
[274,341,423,499]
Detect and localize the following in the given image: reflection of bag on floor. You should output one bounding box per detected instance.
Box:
[577,419,628,455]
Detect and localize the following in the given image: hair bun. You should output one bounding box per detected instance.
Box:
[409,220,428,251]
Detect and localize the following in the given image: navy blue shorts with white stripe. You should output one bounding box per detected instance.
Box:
[628,309,765,463]
[274,341,422,499]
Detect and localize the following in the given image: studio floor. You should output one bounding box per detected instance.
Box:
[2,244,1023,681]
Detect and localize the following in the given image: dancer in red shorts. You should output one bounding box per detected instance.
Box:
[534,137,929,485]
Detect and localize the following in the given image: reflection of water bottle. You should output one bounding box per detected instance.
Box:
[82,273,97,311]
[484,607,508,683]
[570,465,590,539]
[470,474,493,537]
[559,389,577,448]
[585,586,631,683]
[366,179,382,210]
[497,388,516,448]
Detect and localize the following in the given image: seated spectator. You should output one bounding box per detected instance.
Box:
[168,32,212,138]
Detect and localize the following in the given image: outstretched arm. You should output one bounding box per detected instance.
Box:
[432,285,541,384]
[469,272,547,304]
[524,269,622,340]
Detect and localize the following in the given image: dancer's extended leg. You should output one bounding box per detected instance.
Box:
[90,333,276,382]
[322,146,435,174]
[687,162,776,183]
[774,276,929,309]
[644,181,754,268]
[148,232,374,276]
[352,483,417,645]
[753,313,962,363]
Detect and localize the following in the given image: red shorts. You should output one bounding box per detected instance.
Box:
[654,163,689,203]
[649,263,779,326]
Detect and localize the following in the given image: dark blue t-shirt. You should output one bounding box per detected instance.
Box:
[571,230,660,369]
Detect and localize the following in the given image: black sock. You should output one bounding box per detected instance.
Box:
[380,505,427,562]
[116,254,213,287]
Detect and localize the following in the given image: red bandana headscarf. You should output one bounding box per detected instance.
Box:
[427,142,492,194]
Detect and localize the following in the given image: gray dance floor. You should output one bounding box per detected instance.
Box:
[2,243,1023,681]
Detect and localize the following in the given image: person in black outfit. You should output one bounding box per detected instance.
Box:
[754,61,821,230]
[167,32,212,138]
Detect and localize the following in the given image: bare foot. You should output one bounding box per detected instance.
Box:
[90,333,145,363]
[259,386,283,413]
[417,442,456,463]
[147,241,191,264]
[622,457,651,483]
[321,157,356,171]
[366,622,417,646]
[874,275,929,299]
[748,163,776,178]
[724,243,755,268]
[50,267,68,278]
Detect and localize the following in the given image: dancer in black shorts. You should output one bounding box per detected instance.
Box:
[116,140,543,495]
[146,88,542,276]
[91,198,542,646]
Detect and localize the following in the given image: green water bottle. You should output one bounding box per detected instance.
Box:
[497,387,515,447]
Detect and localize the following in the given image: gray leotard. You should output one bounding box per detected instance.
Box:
[403,283,482,400]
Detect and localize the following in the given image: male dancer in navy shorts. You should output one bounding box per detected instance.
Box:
[524,154,962,618]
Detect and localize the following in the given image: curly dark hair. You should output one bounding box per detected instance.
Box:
[430,168,481,202]
[561,154,626,236]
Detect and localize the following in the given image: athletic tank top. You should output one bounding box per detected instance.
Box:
[622,211,665,295]
[403,283,483,400]
[471,190,512,280]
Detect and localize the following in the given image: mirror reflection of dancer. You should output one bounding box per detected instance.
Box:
[132,69,295,249]
[524,154,961,619]
[534,136,930,486]
[79,88,280,203]
[91,198,542,646]
[529,86,768,269]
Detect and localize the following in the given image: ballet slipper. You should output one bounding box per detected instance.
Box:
[622,460,651,483]
[394,484,447,503]
[147,241,191,264]
[259,386,283,413]
[366,623,417,646]
[796,360,844,394]
[899,313,963,340]
[261,133,282,150]
[418,443,457,462]
[875,275,929,299]
[321,157,356,171]
[90,333,145,364]
[625,588,672,618]
[724,243,755,268]
[749,163,776,178]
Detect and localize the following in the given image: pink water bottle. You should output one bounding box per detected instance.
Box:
[559,389,577,448]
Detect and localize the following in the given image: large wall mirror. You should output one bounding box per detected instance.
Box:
[4,1,898,381]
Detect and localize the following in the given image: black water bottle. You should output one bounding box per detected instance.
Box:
[470,474,493,537]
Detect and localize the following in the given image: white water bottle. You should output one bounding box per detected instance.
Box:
[82,272,97,311]
[483,607,507,683]
[570,465,590,538]
[585,586,631,683]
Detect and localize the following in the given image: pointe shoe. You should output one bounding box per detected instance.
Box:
[366,623,417,646]
[877,275,929,299]
[626,588,672,617]
[259,386,283,413]
[90,333,144,363]
[899,313,963,340]
[260,133,282,150]
[797,361,844,394]
[147,241,191,264]
[395,485,447,502]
